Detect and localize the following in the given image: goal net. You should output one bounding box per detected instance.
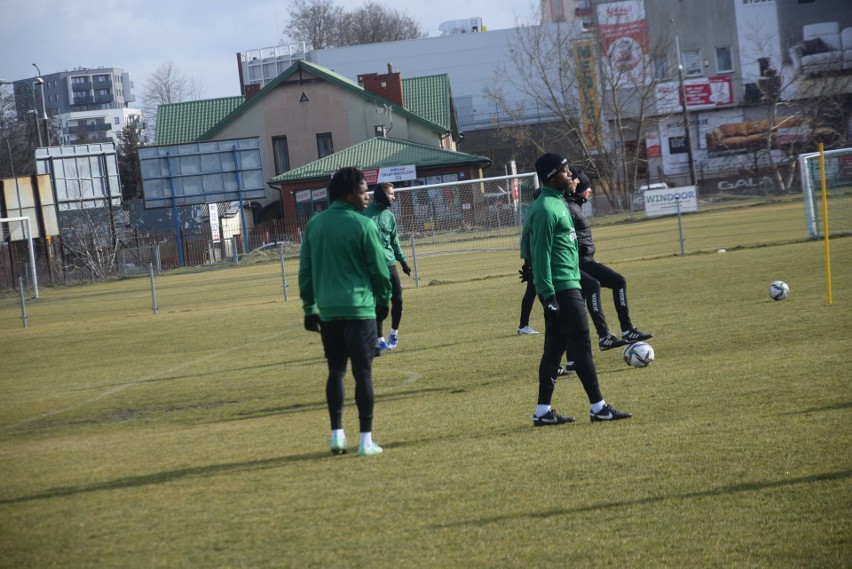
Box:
[798,147,852,239]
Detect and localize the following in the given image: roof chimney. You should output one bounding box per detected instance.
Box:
[357,64,404,107]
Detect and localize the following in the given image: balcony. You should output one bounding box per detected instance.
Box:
[93,94,114,104]
[72,96,94,105]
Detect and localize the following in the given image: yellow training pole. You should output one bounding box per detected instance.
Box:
[818,143,832,305]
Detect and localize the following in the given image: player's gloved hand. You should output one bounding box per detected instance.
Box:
[519,261,531,282]
[376,303,389,321]
[540,295,559,319]
[401,261,412,276]
[304,314,321,333]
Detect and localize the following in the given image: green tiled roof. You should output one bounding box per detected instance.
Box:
[269,137,490,184]
[199,60,448,140]
[154,96,244,145]
[402,75,453,131]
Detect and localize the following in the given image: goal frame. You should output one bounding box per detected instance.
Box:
[1,216,39,299]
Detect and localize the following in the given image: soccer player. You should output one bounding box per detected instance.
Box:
[523,153,632,426]
[567,169,652,346]
[364,182,412,351]
[299,167,391,457]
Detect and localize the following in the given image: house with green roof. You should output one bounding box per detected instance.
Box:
[269,136,490,232]
[150,60,478,227]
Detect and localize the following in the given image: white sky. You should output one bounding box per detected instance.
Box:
[1,0,535,100]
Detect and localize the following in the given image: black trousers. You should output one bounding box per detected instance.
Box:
[579,259,633,336]
[519,278,536,328]
[538,288,603,406]
[321,319,376,433]
[377,265,403,338]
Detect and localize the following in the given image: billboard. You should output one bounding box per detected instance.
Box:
[139,138,266,209]
[597,0,649,88]
[643,186,698,218]
[35,143,121,212]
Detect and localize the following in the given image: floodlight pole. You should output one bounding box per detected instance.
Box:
[33,64,49,146]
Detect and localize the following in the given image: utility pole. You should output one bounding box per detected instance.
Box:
[670,19,697,187]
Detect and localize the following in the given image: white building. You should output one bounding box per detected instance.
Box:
[59,107,143,145]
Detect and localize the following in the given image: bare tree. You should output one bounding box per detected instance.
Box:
[0,89,35,178]
[343,2,424,45]
[141,62,205,142]
[730,21,849,196]
[284,0,346,50]
[284,0,424,50]
[487,20,669,210]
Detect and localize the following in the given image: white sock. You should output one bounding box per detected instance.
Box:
[591,400,606,414]
[377,337,385,346]
[535,404,551,417]
[390,328,398,336]
[360,432,373,447]
[331,429,345,441]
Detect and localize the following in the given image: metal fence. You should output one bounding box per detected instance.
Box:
[2,171,850,330]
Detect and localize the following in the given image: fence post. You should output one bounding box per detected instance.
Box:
[409,233,420,288]
[279,243,289,301]
[676,198,685,256]
[149,263,159,315]
[18,276,28,329]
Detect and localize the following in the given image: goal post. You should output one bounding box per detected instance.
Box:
[1,216,39,299]
[798,146,852,239]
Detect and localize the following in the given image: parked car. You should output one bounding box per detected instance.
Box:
[634,182,669,207]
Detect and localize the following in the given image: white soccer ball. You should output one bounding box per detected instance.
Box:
[769,280,789,301]
[623,341,655,368]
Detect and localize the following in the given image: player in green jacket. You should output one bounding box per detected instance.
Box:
[523,153,632,426]
[364,182,412,351]
[299,167,392,457]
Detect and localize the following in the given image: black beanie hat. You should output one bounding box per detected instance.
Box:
[535,153,568,183]
[574,169,591,193]
[372,183,391,206]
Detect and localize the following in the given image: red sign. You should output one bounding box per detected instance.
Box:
[681,76,733,109]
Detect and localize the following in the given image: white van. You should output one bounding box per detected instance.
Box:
[635,182,669,207]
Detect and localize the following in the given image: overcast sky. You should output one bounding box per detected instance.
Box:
[1,0,534,100]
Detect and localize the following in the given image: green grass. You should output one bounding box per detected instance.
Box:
[1,228,851,566]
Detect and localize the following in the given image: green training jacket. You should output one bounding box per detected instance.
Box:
[363,201,407,267]
[299,200,392,320]
[521,185,580,299]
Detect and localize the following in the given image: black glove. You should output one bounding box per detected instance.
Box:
[401,261,412,276]
[519,261,532,282]
[376,303,389,321]
[304,314,321,333]
[540,295,559,319]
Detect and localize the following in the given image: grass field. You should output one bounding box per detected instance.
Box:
[1,222,850,566]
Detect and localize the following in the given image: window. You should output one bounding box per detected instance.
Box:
[114,117,121,125]
[71,76,86,84]
[653,57,669,80]
[316,132,334,158]
[682,49,703,77]
[272,136,290,175]
[715,46,733,73]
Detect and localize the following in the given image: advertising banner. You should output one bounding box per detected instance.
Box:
[597,0,649,87]
[643,186,698,217]
[363,165,418,185]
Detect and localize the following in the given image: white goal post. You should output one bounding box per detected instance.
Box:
[1,216,39,299]
[798,146,852,239]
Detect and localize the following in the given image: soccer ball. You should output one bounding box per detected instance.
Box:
[623,341,655,368]
[769,280,789,301]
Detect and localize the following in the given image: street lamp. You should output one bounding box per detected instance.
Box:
[33,63,49,146]
[670,19,698,187]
